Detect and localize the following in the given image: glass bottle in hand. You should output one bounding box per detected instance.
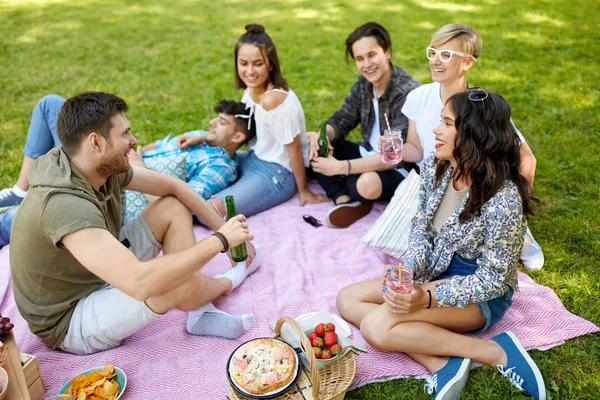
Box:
[317,122,329,158]
[225,195,248,262]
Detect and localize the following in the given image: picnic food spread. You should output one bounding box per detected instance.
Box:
[64,364,120,400]
[229,338,297,395]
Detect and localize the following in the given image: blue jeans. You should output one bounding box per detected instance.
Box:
[213,151,296,217]
[0,207,18,247]
[23,94,65,158]
[435,254,514,335]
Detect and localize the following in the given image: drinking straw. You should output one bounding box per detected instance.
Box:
[383,113,392,134]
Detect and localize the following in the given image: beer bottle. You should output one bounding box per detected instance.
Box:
[317,122,329,158]
[225,195,248,262]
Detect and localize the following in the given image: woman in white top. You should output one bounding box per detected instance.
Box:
[382,23,544,270]
[211,24,327,217]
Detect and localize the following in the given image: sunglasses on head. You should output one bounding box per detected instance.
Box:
[467,87,488,101]
[466,87,488,120]
[303,215,322,228]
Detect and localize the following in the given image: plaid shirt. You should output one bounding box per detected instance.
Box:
[143,131,238,199]
[327,63,420,150]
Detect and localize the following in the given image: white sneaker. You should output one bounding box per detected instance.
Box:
[520,228,544,270]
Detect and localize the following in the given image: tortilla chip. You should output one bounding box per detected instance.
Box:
[64,365,121,400]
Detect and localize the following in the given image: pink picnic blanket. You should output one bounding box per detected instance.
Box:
[0,192,598,399]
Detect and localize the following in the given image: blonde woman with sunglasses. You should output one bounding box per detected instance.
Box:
[379,23,544,270]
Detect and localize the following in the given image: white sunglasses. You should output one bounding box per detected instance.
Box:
[426,47,477,63]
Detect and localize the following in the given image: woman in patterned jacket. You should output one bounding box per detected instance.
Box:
[337,90,546,400]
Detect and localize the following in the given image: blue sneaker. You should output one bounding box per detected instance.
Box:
[492,331,546,400]
[424,357,471,400]
[0,188,24,210]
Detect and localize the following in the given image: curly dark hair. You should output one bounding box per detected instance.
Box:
[213,99,256,145]
[434,91,535,222]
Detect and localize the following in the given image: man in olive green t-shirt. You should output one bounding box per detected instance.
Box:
[10,91,259,355]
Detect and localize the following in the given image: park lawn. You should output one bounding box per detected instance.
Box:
[0,0,598,399]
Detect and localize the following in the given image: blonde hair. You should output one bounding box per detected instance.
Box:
[429,23,482,59]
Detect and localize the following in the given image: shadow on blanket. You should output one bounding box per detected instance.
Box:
[0,189,597,399]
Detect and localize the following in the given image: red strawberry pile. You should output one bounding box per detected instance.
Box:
[309,322,343,360]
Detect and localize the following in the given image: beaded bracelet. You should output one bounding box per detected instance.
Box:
[211,232,229,253]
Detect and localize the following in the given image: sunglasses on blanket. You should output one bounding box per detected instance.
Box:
[303,215,322,227]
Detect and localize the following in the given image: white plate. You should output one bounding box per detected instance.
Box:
[294,312,352,338]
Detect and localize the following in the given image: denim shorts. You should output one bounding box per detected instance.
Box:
[434,254,514,335]
[59,214,163,355]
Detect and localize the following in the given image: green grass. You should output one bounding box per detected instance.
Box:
[1,0,599,398]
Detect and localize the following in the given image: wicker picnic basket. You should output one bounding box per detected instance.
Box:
[228,317,357,400]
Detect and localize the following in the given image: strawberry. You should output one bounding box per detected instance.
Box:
[315,323,327,337]
[320,349,332,359]
[311,336,323,348]
[323,331,338,347]
[326,322,336,333]
[330,343,343,356]
[308,331,319,341]
[312,347,322,359]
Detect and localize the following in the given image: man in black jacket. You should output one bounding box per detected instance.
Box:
[308,22,420,228]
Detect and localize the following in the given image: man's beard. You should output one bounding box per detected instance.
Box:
[205,136,217,147]
[97,147,129,178]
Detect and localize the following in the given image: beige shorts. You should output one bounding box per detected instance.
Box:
[59,214,163,355]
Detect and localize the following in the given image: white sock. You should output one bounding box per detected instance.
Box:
[11,185,27,198]
[186,302,254,339]
[214,245,262,293]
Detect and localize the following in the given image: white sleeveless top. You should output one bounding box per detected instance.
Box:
[242,88,310,171]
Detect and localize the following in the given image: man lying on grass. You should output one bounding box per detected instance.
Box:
[10,91,260,355]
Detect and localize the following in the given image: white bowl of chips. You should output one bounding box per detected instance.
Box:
[58,364,126,400]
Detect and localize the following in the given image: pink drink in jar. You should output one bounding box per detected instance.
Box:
[381,129,403,164]
[385,264,414,294]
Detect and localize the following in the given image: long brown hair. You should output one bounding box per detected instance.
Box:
[434,91,535,222]
[234,24,288,91]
